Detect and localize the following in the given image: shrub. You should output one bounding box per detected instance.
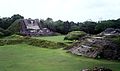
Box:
[3,34,24,40]
[10,34,24,39]
[0,36,67,49]
[0,39,24,46]
[27,38,64,49]
[64,31,87,40]
[110,36,120,46]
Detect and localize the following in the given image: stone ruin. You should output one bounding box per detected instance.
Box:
[19,19,54,36]
[99,28,120,36]
[67,28,120,60]
[69,37,120,59]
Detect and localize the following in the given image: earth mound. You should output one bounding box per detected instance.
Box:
[67,28,120,60]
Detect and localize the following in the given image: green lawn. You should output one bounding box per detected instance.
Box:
[33,35,73,43]
[0,44,120,71]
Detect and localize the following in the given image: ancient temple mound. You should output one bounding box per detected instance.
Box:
[67,28,120,60]
[7,19,55,36]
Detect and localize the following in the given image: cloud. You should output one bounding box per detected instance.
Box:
[0,0,120,22]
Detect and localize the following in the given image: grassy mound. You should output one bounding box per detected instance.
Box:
[33,35,73,43]
[7,19,21,34]
[64,31,87,40]
[0,35,67,48]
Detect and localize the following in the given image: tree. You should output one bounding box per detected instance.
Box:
[44,18,54,30]
[0,14,24,29]
[80,21,97,34]
[11,14,24,22]
[0,17,12,29]
[0,27,11,37]
[54,20,64,33]
[63,21,71,33]
[95,20,118,33]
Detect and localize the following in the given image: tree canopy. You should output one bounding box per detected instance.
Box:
[1,14,120,36]
[0,14,24,29]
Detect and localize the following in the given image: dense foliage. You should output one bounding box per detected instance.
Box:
[0,14,120,35]
[40,18,120,34]
[0,14,24,36]
[0,27,11,37]
[0,14,24,29]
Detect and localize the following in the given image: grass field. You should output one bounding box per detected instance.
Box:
[33,35,73,43]
[0,44,120,71]
[0,35,120,71]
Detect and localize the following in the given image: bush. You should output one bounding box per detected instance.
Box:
[0,36,67,49]
[0,39,24,46]
[27,38,65,49]
[64,31,87,40]
[10,34,24,39]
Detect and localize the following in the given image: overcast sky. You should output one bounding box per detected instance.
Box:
[0,0,120,22]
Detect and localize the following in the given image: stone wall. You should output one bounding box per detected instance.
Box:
[20,19,54,36]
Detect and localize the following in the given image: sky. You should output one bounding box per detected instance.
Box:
[0,0,120,22]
